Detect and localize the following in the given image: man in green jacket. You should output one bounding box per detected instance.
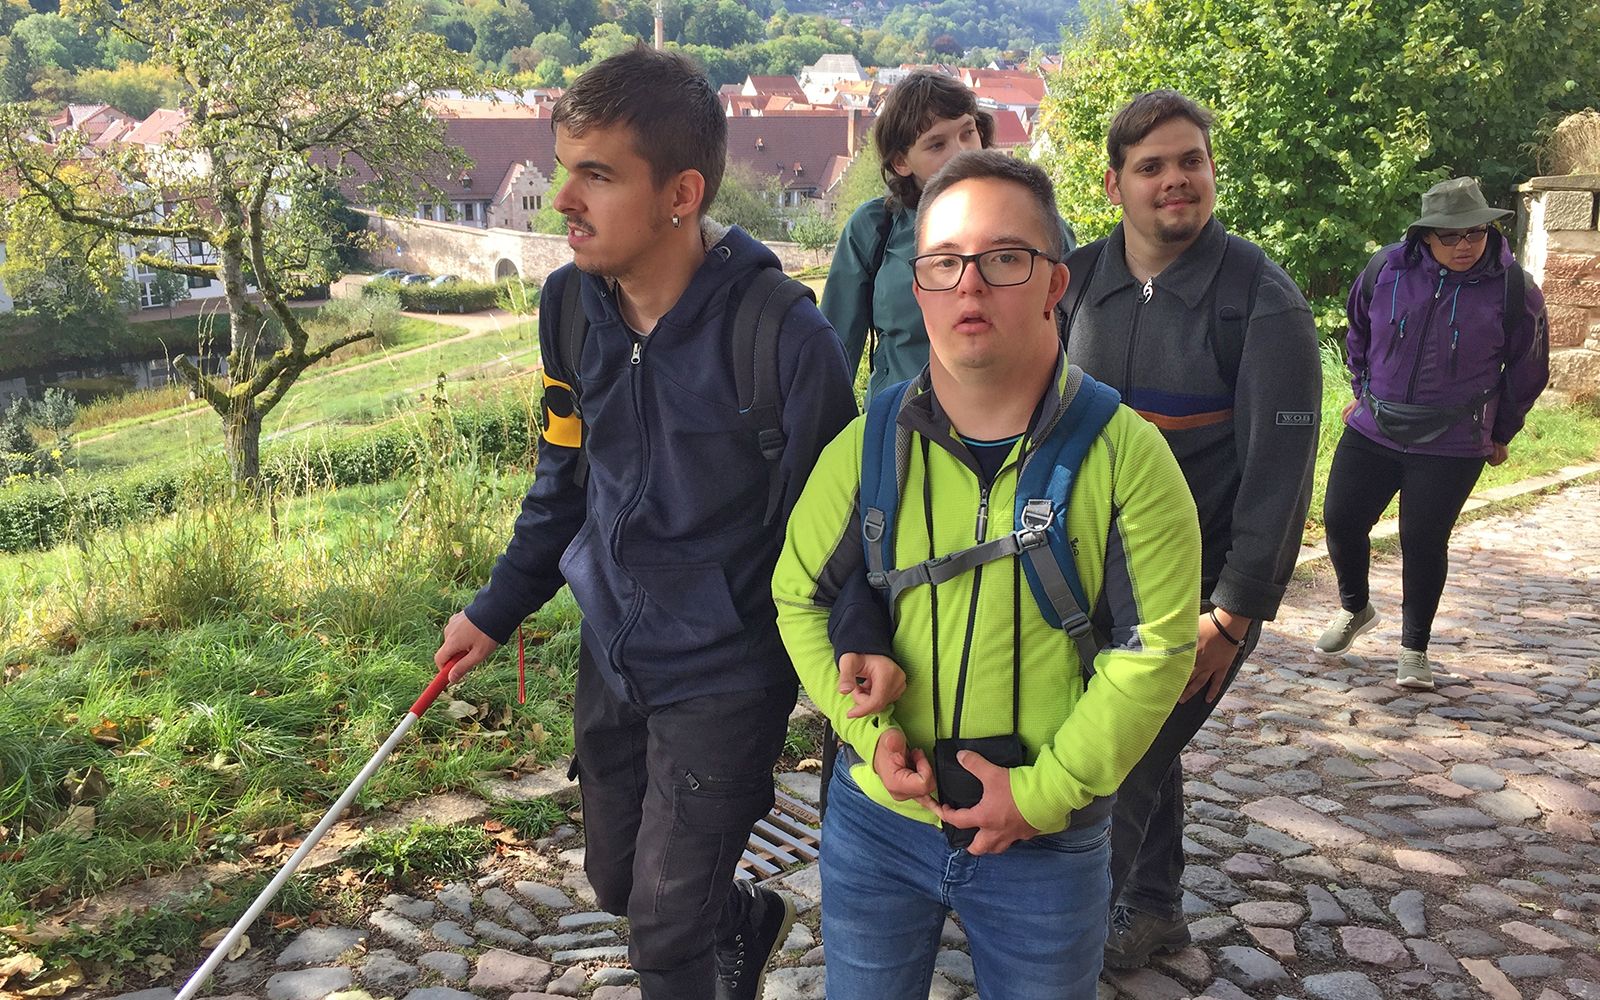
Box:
[773,150,1201,1000]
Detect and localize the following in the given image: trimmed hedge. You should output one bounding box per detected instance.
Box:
[366,278,503,314]
[0,400,538,554]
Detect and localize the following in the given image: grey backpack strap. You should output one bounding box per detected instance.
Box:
[871,524,1049,607]
[1015,498,1102,673]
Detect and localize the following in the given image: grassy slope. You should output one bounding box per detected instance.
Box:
[67,318,537,474]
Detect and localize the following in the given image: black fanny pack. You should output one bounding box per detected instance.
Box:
[1363,385,1494,446]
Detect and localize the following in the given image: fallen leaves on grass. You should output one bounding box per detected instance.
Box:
[0,952,44,987]
[197,928,251,961]
[13,957,83,997]
[0,923,69,946]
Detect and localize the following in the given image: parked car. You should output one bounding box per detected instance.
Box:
[398,273,431,286]
[373,267,408,281]
[428,274,461,288]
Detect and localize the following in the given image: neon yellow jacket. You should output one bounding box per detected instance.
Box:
[774,361,1200,834]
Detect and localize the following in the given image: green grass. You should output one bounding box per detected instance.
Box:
[351,820,490,885]
[0,453,578,928]
[65,317,536,475]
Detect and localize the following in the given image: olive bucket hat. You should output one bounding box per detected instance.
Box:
[1409,176,1512,231]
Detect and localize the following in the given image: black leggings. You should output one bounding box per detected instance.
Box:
[1323,427,1485,652]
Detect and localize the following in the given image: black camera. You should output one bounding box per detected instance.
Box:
[932,733,1026,850]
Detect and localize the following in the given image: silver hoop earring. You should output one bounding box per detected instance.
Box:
[672,215,681,228]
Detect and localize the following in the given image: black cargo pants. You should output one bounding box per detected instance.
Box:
[572,643,797,999]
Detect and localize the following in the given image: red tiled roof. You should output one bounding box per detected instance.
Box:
[123,108,190,146]
[745,75,806,99]
[961,69,1046,102]
[329,112,559,209]
[989,109,1031,149]
[726,114,871,192]
[973,84,1044,109]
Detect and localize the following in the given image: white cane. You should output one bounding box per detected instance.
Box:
[174,661,457,1000]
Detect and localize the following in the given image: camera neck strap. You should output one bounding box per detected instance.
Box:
[922,436,1023,742]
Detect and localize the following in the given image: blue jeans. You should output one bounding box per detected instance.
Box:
[821,765,1111,1000]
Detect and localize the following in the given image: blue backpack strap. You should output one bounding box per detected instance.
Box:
[860,379,913,606]
[1015,372,1122,672]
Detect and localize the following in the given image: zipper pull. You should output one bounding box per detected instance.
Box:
[1140,277,1153,304]
[630,341,642,365]
[975,488,990,542]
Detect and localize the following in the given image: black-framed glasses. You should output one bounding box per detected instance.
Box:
[910,247,1057,291]
[1432,226,1489,247]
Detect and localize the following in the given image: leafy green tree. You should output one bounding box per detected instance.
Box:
[1,31,35,101]
[527,29,579,66]
[531,164,570,234]
[435,13,477,53]
[0,168,134,318]
[0,0,481,485]
[683,0,761,49]
[789,207,837,264]
[0,0,32,35]
[711,162,785,242]
[11,12,101,72]
[471,0,537,68]
[831,138,886,229]
[1039,0,1600,303]
[145,265,191,318]
[70,60,184,118]
[580,21,635,64]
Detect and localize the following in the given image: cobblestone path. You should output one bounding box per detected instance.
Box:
[106,483,1600,1000]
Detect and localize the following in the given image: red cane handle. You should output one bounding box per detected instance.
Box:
[410,658,458,717]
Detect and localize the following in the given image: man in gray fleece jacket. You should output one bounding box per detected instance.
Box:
[1062,91,1322,968]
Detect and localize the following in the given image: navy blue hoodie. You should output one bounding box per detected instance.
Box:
[465,224,857,706]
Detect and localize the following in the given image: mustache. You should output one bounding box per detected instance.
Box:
[565,216,595,235]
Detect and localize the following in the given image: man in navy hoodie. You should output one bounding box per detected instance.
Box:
[434,47,857,1000]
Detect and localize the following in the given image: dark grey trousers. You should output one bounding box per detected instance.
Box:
[572,643,797,999]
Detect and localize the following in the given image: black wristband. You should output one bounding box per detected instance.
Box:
[1209,608,1246,648]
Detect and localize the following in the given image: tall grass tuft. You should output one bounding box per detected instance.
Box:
[60,486,279,636]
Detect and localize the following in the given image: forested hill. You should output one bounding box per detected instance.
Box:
[0,0,1077,108]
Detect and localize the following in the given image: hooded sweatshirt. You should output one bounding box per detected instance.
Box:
[1345,229,1550,458]
[465,223,857,707]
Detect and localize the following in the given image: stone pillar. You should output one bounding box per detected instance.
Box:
[1516,174,1600,396]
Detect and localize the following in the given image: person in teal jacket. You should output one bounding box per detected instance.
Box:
[823,72,992,400]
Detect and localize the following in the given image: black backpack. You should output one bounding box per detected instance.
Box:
[1060,233,1267,390]
[544,263,815,526]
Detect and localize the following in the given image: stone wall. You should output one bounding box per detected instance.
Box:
[1516,175,1600,396]
[357,210,819,287]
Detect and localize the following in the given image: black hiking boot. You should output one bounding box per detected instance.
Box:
[714,879,796,1000]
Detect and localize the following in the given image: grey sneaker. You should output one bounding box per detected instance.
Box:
[1315,605,1378,655]
[1103,904,1191,970]
[1396,649,1435,690]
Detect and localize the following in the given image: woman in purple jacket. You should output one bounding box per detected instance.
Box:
[1316,177,1549,690]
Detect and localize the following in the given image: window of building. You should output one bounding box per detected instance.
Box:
[188,238,205,257]
[188,274,211,289]
[522,194,542,212]
[460,202,479,222]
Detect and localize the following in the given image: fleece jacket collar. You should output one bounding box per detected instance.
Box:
[1092,217,1230,309]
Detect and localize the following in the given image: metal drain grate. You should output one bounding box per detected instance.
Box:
[736,788,820,881]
